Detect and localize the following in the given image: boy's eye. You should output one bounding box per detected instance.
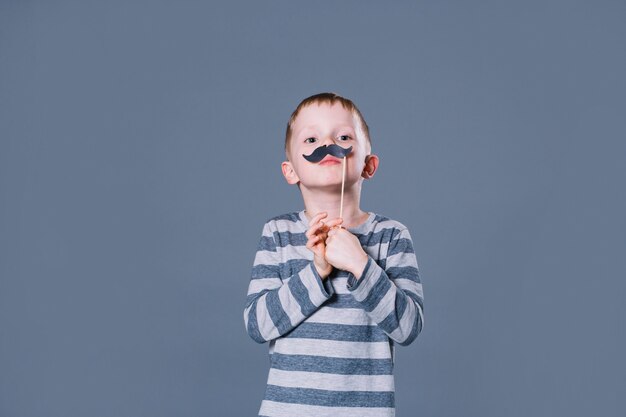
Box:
[305,137,316,144]
[338,135,351,141]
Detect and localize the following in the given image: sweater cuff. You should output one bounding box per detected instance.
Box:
[304,261,335,304]
[346,256,375,293]
[347,256,392,309]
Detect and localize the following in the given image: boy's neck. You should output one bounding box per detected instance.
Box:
[300,183,368,229]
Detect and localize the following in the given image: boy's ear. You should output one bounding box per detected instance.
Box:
[361,154,379,179]
[281,160,300,185]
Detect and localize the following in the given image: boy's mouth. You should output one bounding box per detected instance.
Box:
[319,155,342,165]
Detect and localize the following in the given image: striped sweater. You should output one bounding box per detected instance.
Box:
[244,210,424,417]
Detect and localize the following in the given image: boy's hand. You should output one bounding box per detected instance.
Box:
[305,212,343,279]
[325,225,369,279]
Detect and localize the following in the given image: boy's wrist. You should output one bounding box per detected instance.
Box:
[314,260,332,279]
[348,253,369,279]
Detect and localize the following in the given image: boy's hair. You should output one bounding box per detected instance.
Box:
[285,92,372,158]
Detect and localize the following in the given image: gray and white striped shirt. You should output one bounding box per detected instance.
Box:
[244,210,424,417]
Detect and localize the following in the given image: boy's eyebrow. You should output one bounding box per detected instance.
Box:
[294,125,357,137]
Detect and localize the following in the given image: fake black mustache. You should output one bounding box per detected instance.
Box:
[302,144,353,163]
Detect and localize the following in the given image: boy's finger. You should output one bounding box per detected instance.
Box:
[324,218,343,229]
[305,234,321,249]
[311,234,327,246]
[310,212,327,225]
[327,226,345,237]
[306,220,326,238]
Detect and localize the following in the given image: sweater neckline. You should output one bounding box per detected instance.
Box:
[297,209,375,234]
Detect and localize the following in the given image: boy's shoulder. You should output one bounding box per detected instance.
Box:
[368,214,414,245]
[369,213,409,231]
[258,211,303,236]
[265,211,301,224]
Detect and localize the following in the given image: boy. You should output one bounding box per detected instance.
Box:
[244,93,424,417]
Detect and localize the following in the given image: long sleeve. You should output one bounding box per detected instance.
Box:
[346,227,424,346]
[243,221,335,344]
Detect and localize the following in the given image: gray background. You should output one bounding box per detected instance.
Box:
[1,1,625,416]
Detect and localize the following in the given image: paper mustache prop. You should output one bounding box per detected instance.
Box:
[302,144,353,162]
[302,144,354,224]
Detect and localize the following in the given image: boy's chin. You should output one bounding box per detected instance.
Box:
[301,180,353,192]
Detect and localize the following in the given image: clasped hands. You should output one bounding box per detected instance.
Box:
[305,212,369,280]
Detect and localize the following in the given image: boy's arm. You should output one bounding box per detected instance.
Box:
[346,227,424,346]
[243,221,334,344]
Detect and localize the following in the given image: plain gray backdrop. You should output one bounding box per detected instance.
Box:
[1,1,625,416]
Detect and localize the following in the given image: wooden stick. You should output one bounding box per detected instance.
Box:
[339,155,346,222]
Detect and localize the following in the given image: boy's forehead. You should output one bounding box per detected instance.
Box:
[292,102,358,131]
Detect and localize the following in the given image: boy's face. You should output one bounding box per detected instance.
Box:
[282,102,378,191]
